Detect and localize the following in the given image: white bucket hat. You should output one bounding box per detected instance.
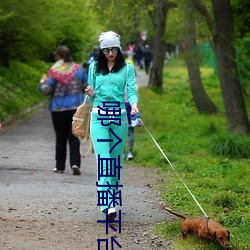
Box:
[99,31,121,49]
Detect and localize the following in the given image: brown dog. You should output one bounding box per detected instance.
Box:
[162,207,231,249]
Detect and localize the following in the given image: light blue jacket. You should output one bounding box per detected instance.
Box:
[87,62,138,109]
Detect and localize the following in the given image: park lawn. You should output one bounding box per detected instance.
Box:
[129,58,250,250]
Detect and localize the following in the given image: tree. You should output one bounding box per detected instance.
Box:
[232,0,250,40]
[184,1,218,114]
[232,0,250,96]
[148,0,177,89]
[191,0,250,134]
[0,0,98,66]
[90,0,155,47]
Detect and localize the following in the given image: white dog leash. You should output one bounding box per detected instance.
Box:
[139,118,209,218]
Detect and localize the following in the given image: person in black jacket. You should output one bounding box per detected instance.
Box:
[143,44,152,74]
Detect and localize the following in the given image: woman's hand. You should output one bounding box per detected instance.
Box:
[131,103,138,116]
[85,86,95,97]
[40,74,47,83]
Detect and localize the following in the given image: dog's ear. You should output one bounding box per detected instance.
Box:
[227,230,230,240]
[213,231,217,240]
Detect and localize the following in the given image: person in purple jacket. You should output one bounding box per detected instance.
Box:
[39,45,88,175]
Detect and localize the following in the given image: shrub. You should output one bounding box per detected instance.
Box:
[210,135,250,158]
[210,191,237,209]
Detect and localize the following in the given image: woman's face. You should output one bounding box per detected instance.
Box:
[102,47,118,61]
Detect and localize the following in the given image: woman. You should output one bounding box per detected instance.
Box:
[86,31,138,220]
[39,45,88,175]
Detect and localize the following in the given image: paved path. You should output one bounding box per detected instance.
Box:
[0,71,173,249]
[135,68,149,88]
[0,106,165,224]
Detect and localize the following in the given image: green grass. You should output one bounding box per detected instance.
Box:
[129,58,250,250]
[0,60,50,123]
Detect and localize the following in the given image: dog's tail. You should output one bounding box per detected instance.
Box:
[161,206,187,220]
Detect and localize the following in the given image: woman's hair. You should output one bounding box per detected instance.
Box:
[54,45,73,63]
[95,48,126,75]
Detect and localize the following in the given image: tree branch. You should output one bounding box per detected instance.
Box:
[167,1,178,9]
[190,0,216,37]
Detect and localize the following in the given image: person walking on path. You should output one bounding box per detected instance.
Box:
[143,44,153,75]
[123,51,138,160]
[85,31,138,220]
[39,45,88,175]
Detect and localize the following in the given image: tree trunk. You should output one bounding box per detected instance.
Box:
[191,0,250,134]
[184,4,218,114]
[212,0,250,134]
[147,0,169,89]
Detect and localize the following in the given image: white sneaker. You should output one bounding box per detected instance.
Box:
[108,208,117,221]
[53,168,64,173]
[127,152,133,160]
[108,207,116,214]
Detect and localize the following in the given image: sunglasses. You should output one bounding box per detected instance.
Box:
[102,47,119,55]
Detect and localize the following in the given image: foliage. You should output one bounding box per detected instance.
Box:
[164,2,184,44]
[232,0,250,95]
[236,37,250,95]
[91,0,155,46]
[232,0,250,39]
[0,0,100,66]
[210,134,250,159]
[0,60,49,122]
[128,58,250,249]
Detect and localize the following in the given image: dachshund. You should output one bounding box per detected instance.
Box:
[162,206,231,249]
